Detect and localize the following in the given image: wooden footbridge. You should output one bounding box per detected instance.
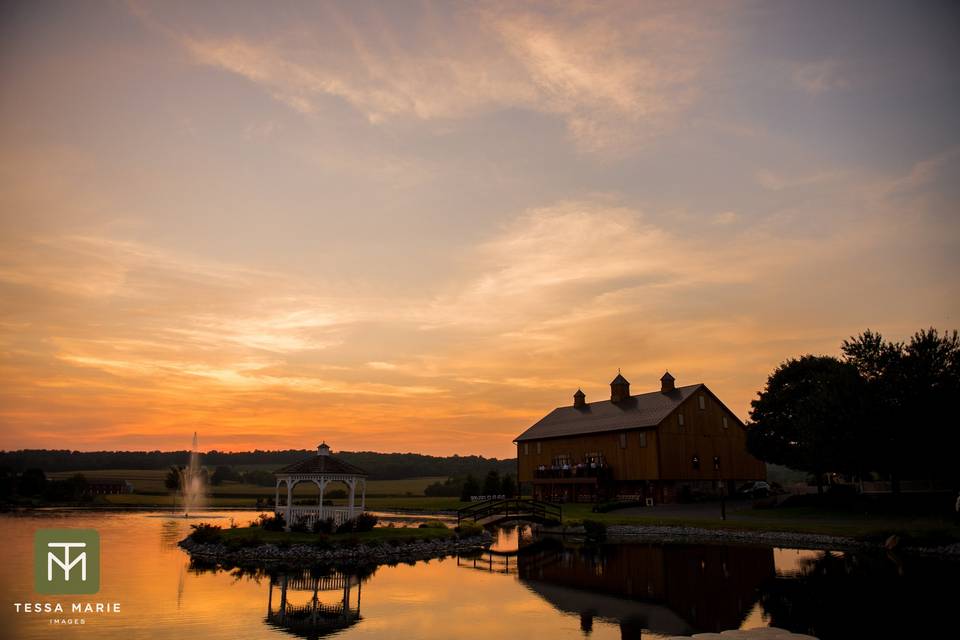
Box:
[456,498,561,527]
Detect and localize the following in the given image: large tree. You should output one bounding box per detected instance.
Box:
[749,328,960,495]
[842,328,960,490]
[841,329,906,489]
[747,355,865,492]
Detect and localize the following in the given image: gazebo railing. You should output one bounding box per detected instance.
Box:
[283,505,358,528]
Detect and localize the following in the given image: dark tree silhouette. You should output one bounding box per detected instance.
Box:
[460,474,480,502]
[842,327,960,492]
[482,470,501,496]
[164,465,182,491]
[747,355,865,492]
[748,327,960,495]
[17,468,47,496]
[500,473,517,498]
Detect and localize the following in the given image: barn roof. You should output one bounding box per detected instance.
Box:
[514,384,703,442]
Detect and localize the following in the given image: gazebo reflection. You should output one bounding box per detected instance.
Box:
[265,568,364,639]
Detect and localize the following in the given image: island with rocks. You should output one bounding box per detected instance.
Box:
[178,513,493,569]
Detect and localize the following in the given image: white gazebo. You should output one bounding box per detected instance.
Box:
[274,442,368,531]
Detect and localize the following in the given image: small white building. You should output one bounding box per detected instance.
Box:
[274,442,368,531]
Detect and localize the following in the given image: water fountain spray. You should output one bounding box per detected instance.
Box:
[179,431,206,517]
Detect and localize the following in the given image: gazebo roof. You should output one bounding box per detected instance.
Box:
[274,445,368,477]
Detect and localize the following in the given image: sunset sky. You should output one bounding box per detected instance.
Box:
[1,1,958,457]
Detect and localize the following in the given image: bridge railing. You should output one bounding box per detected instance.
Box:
[456,498,561,526]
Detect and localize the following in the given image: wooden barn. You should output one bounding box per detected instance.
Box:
[514,372,766,503]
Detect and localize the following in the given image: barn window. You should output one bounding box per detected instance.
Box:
[523,443,529,455]
[678,413,685,428]
[536,441,542,454]
[698,395,706,410]
[553,454,571,467]
[713,455,721,470]
[639,432,647,447]
[619,432,627,449]
[722,416,729,429]
[691,455,700,470]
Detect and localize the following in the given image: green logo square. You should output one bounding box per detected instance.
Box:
[34,529,100,594]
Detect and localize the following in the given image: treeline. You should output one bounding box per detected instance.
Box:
[747,328,960,493]
[0,469,93,503]
[0,449,516,481]
[424,470,517,500]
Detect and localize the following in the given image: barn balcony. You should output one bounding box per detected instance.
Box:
[533,465,613,481]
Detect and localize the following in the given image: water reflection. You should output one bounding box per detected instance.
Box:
[266,569,366,639]
[516,540,775,636]
[1,512,956,639]
[757,549,954,639]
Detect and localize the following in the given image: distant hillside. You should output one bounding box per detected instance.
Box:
[0,449,517,480]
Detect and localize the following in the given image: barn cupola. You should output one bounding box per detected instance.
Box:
[660,371,676,393]
[573,388,586,409]
[317,442,331,456]
[610,371,630,403]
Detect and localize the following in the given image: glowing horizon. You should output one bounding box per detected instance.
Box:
[1,1,958,457]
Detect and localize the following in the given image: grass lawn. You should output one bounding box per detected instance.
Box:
[101,493,466,512]
[207,476,448,497]
[49,470,448,499]
[102,494,257,508]
[560,502,960,543]
[213,524,456,546]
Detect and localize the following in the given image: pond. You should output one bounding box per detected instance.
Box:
[0,510,953,639]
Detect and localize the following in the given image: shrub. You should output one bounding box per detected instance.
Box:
[418,520,449,529]
[582,519,607,541]
[455,521,484,537]
[356,512,379,532]
[290,518,310,533]
[312,517,335,534]
[256,512,285,531]
[336,512,379,534]
[189,523,223,544]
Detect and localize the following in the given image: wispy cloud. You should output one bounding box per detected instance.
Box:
[755,169,841,191]
[875,146,960,197]
[793,59,849,95]
[138,1,726,152]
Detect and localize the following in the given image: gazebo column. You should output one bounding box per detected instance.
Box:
[360,479,366,512]
[348,478,356,518]
[285,480,293,531]
[319,478,327,520]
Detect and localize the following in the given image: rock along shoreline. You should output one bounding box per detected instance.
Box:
[178,531,494,569]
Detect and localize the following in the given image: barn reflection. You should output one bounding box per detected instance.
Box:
[515,540,775,637]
